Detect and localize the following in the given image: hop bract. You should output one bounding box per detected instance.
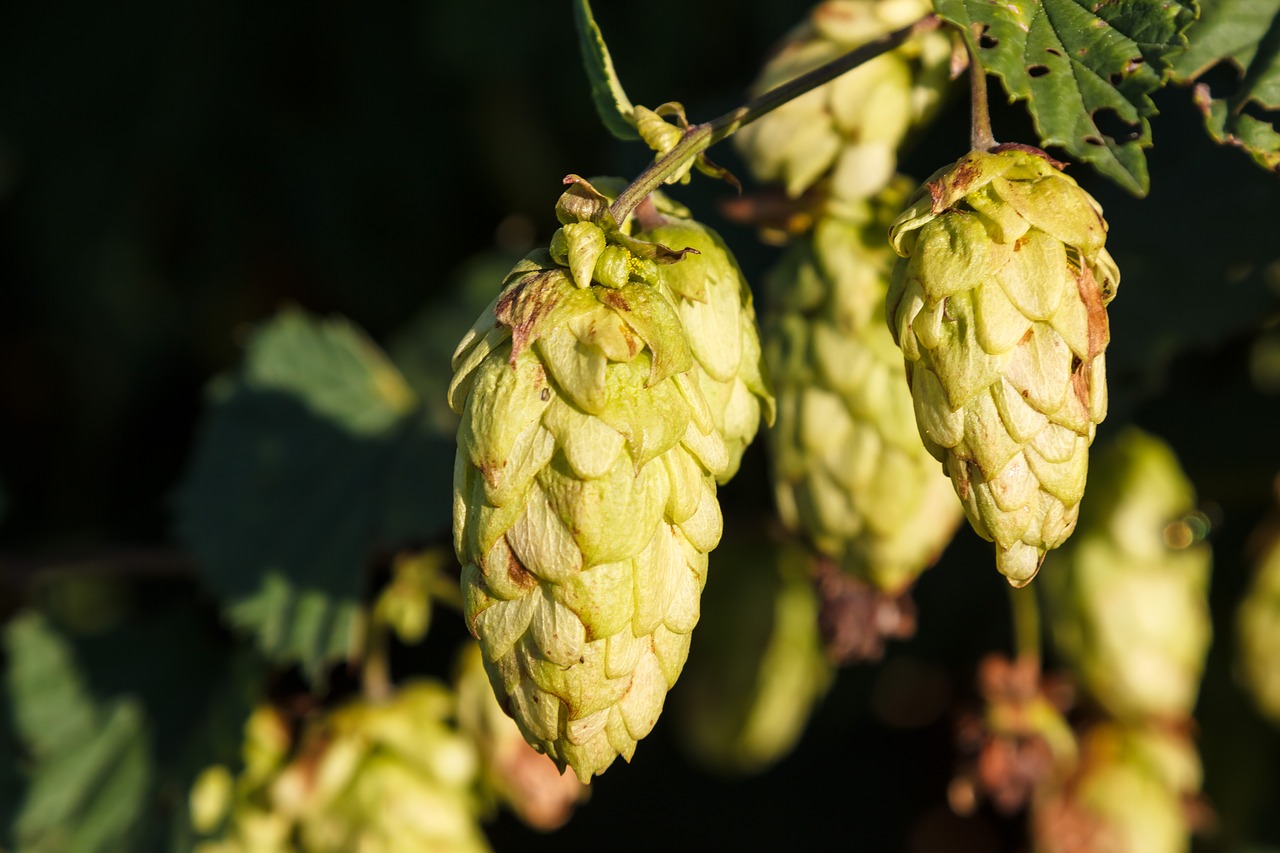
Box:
[766,183,962,593]
[886,147,1120,586]
[1040,428,1211,722]
[449,181,772,781]
[1237,503,1280,724]
[733,0,951,202]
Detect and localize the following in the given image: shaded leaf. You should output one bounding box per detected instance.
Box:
[936,0,1196,194]
[1170,0,1280,172]
[3,611,151,853]
[573,0,641,140]
[177,308,451,681]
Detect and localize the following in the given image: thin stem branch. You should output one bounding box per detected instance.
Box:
[609,14,942,224]
[1008,585,1041,667]
[967,38,997,151]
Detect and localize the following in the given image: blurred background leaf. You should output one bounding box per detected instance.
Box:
[176,308,450,680]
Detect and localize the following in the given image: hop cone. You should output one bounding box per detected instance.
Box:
[766,184,962,593]
[673,530,832,775]
[449,183,772,781]
[1237,495,1280,723]
[886,147,1121,586]
[1040,428,1211,723]
[733,0,951,202]
[194,685,488,853]
[1033,723,1199,853]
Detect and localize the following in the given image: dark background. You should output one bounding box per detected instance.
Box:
[2,1,1279,850]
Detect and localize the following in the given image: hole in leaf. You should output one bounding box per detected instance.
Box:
[1196,60,1244,100]
[1109,71,1123,86]
[1045,47,1064,58]
[1091,108,1142,143]
[979,26,999,49]
[1241,101,1280,127]
[1083,135,1105,146]
[1027,64,1050,78]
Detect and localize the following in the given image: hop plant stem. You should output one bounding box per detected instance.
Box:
[1010,585,1041,668]
[966,38,997,152]
[609,14,943,223]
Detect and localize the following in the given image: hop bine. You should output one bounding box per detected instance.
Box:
[886,146,1120,586]
[449,177,772,781]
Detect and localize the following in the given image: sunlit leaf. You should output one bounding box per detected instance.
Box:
[1170,0,1280,173]
[936,0,1196,194]
[573,0,641,140]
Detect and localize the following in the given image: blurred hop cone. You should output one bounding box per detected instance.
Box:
[449,178,773,781]
[194,685,489,853]
[673,531,833,775]
[1237,485,1280,723]
[766,180,962,594]
[455,641,589,830]
[1033,722,1201,853]
[1040,428,1212,723]
[733,0,952,202]
[886,147,1120,586]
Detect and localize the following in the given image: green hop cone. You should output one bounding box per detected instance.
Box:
[1040,428,1212,723]
[673,530,833,775]
[766,182,963,593]
[886,147,1121,586]
[733,0,951,202]
[1237,494,1280,723]
[635,199,776,481]
[449,180,772,781]
[1033,723,1200,853]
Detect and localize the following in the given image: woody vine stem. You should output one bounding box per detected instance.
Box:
[608,13,943,224]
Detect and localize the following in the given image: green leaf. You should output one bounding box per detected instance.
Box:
[936,0,1197,195]
[573,0,641,141]
[3,611,152,853]
[177,308,452,681]
[1170,0,1280,172]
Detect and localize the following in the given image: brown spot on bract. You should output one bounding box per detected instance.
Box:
[1074,265,1110,359]
[601,290,631,313]
[1018,327,1035,345]
[506,549,538,592]
[1071,366,1091,412]
[950,160,982,199]
[498,271,560,365]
